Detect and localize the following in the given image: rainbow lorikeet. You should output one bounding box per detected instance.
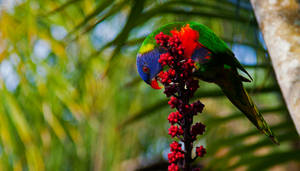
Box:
[136,22,279,144]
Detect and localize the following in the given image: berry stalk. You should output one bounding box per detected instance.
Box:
[155,31,206,171]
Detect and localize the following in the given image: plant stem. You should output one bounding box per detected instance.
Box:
[178,79,193,171]
[183,113,192,171]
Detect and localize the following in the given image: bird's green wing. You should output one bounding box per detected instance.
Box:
[189,22,252,80]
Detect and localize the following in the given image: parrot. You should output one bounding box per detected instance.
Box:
[136,22,279,144]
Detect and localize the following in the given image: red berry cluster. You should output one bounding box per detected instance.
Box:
[168,142,184,163]
[155,30,206,171]
[168,125,184,137]
[168,111,183,124]
[196,146,206,157]
[191,123,206,141]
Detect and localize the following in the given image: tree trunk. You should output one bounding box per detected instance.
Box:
[250,0,300,134]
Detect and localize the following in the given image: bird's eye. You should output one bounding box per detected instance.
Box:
[143,66,150,73]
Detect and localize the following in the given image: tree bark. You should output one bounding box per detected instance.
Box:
[250,0,300,134]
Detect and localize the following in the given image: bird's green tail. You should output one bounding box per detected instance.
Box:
[217,73,279,145]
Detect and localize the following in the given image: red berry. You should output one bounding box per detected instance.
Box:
[168,163,179,171]
[196,146,206,157]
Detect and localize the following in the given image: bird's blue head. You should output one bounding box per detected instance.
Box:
[136,48,162,89]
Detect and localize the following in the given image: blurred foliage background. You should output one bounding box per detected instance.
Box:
[0,0,299,170]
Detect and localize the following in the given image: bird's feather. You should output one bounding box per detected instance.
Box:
[215,68,279,144]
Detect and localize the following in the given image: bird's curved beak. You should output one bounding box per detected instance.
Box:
[150,77,162,89]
